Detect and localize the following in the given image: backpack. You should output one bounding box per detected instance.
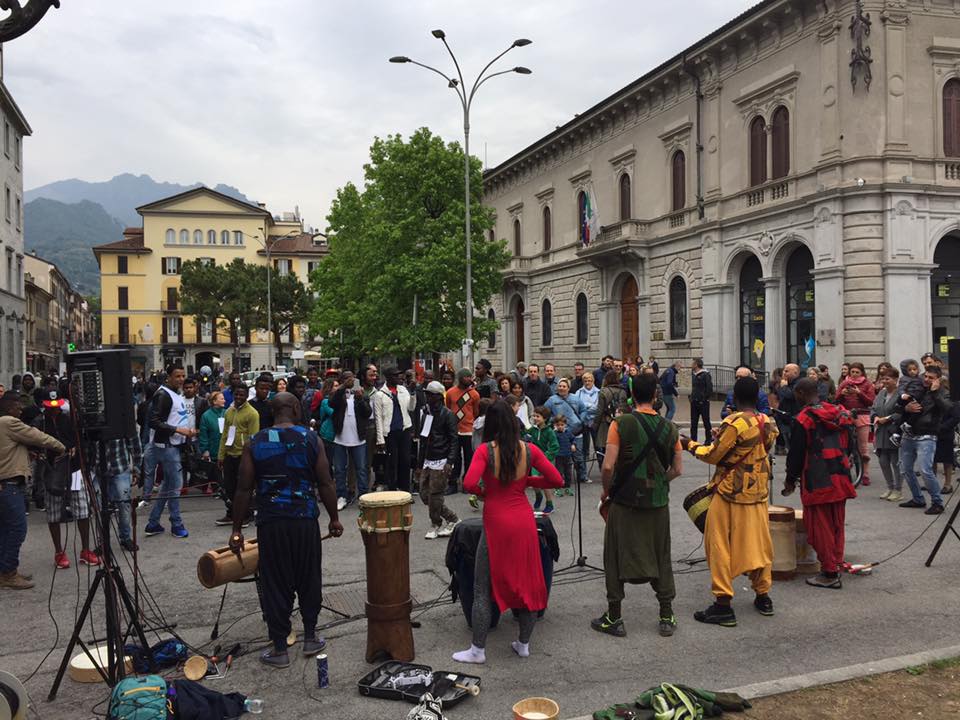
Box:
[108,675,169,720]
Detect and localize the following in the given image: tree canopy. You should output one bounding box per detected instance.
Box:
[309,128,510,358]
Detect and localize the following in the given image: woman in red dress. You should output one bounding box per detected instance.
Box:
[453,401,563,664]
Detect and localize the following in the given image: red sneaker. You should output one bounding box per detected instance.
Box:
[79,549,101,566]
[55,551,70,569]
[861,477,871,487]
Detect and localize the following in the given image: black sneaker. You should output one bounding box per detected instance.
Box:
[658,615,677,637]
[806,573,842,589]
[899,499,926,508]
[259,648,290,668]
[590,612,627,637]
[120,538,139,553]
[753,594,774,616]
[694,603,737,627]
[925,504,945,515]
[214,515,233,526]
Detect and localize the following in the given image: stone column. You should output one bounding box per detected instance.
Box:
[700,283,734,366]
[522,311,533,364]
[817,18,842,162]
[501,313,515,369]
[598,300,619,357]
[811,266,846,373]
[882,7,910,155]
[884,263,934,362]
[762,276,785,374]
[843,195,886,366]
[637,294,651,357]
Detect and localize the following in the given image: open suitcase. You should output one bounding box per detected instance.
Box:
[357,661,481,708]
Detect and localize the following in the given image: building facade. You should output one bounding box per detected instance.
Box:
[484,0,960,380]
[0,71,30,385]
[94,187,327,375]
[24,253,94,374]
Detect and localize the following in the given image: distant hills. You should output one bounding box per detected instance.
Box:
[26,173,253,227]
[24,174,254,295]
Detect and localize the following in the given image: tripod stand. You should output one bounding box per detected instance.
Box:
[554,444,603,574]
[925,498,960,566]
[48,437,154,701]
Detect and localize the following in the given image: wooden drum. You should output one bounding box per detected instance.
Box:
[769,505,797,581]
[794,509,821,575]
[197,538,259,589]
[358,491,414,663]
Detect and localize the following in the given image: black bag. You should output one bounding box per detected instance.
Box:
[36,456,70,497]
[168,679,245,720]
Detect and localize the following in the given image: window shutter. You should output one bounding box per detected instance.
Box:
[944,80,960,157]
[771,107,790,179]
[672,152,686,212]
[161,320,168,344]
[619,174,631,220]
[176,257,182,274]
[196,318,202,343]
[542,207,551,252]
[177,317,183,341]
[750,117,767,186]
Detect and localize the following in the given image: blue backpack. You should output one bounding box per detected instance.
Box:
[108,675,169,720]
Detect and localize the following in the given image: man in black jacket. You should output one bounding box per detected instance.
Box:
[523,364,553,407]
[689,358,713,443]
[897,365,953,514]
[330,371,371,509]
[416,381,460,539]
[249,374,275,430]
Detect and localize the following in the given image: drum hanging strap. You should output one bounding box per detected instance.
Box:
[607,417,658,505]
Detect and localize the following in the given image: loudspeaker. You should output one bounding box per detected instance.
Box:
[949,339,960,402]
[67,349,136,440]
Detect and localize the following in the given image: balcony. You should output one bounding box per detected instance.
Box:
[109,334,136,345]
[576,219,649,267]
[160,300,179,313]
[503,255,533,288]
[738,177,793,211]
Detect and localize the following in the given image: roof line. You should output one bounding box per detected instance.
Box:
[136,185,268,215]
[0,80,31,136]
[483,0,778,178]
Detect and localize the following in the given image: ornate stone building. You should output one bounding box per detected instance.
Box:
[483,0,960,379]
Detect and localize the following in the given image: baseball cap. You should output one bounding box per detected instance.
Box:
[425,381,446,395]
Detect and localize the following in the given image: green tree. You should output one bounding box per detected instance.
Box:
[179,258,259,367]
[84,295,101,345]
[246,266,315,361]
[310,128,510,358]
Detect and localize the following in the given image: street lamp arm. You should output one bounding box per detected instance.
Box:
[405,58,466,107]
[438,36,467,97]
[468,44,517,108]
[468,67,526,112]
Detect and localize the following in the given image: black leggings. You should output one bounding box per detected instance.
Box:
[471,533,536,648]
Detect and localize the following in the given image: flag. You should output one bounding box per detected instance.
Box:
[753,338,765,359]
[581,185,601,247]
[804,336,816,359]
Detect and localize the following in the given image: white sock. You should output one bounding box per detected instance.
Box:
[511,641,530,658]
[452,645,486,664]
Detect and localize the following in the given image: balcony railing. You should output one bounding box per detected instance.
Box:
[109,334,135,345]
[160,301,178,312]
[946,163,960,181]
[668,212,685,228]
[598,219,649,242]
[742,177,792,210]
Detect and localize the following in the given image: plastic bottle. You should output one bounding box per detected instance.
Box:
[244,698,264,714]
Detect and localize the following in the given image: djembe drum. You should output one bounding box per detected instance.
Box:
[197,538,259,588]
[358,491,415,663]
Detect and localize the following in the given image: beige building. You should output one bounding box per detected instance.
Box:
[93,187,327,375]
[23,253,93,374]
[484,0,960,380]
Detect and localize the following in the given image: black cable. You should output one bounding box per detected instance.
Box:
[866,488,958,568]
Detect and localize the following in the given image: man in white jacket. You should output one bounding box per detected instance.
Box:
[372,367,416,492]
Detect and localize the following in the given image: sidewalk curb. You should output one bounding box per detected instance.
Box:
[563,644,960,720]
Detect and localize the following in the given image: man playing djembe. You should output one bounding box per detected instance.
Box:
[229,392,343,668]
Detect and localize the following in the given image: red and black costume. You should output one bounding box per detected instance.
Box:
[785,402,857,576]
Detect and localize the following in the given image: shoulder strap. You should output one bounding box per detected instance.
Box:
[609,415,659,502]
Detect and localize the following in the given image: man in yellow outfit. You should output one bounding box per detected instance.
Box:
[680,376,778,627]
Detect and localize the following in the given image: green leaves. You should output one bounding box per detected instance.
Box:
[310,128,509,358]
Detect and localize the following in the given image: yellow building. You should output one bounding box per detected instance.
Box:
[93,187,327,375]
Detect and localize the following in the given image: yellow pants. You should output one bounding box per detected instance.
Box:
[704,497,773,599]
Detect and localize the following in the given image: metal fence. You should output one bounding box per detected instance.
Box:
[705,365,769,397]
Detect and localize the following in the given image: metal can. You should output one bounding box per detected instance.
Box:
[316,653,329,688]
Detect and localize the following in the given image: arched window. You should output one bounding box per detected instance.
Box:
[577,191,587,244]
[165,228,175,244]
[487,308,496,349]
[750,116,768,187]
[207,230,216,245]
[541,299,552,346]
[179,229,189,245]
[513,219,522,256]
[619,173,631,221]
[669,276,688,340]
[542,206,552,252]
[220,230,230,245]
[576,293,589,345]
[771,106,790,179]
[193,230,203,244]
[233,231,244,245]
[944,79,960,157]
[671,151,686,212]
[488,229,495,243]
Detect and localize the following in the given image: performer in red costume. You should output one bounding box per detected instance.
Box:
[453,401,562,664]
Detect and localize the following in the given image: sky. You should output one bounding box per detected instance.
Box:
[6,0,757,230]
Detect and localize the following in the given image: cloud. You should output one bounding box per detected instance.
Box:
[5,0,756,228]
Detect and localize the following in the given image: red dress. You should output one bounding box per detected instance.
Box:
[463,442,563,612]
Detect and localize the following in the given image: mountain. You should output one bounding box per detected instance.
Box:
[24,198,124,296]
[25,173,254,227]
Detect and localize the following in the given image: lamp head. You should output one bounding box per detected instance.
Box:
[431,29,446,39]
[512,38,532,47]
[514,66,532,75]
[389,56,410,63]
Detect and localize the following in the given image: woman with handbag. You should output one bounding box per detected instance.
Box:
[680,376,778,628]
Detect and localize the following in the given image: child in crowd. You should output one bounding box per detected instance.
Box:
[525,406,559,514]
[553,414,576,497]
[892,359,926,445]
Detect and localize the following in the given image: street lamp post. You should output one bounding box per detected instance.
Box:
[390,32,531,370]
[254,229,300,370]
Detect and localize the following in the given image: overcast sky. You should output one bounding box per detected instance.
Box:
[7,0,756,229]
